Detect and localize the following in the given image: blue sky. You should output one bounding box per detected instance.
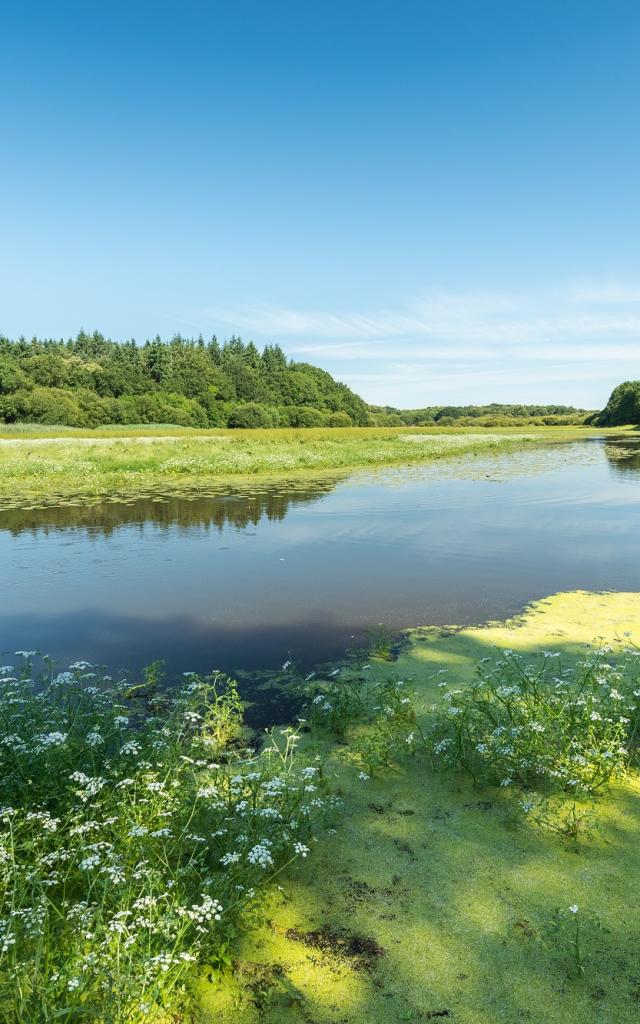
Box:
[1,1,639,408]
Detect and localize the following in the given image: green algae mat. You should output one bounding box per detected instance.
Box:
[200,592,640,1024]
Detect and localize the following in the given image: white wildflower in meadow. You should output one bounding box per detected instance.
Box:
[0,659,337,1021]
[180,895,223,925]
[120,740,142,755]
[569,904,579,914]
[54,671,74,684]
[220,852,241,866]
[247,842,274,869]
[78,854,102,871]
[36,731,68,747]
[145,780,166,793]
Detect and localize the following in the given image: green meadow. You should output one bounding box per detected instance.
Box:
[0,424,627,508]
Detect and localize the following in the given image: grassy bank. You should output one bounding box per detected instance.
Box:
[0,425,625,507]
[202,591,640,1024]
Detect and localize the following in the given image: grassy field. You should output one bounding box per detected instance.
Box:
[0,424,629,507]
[202,591,640,1024]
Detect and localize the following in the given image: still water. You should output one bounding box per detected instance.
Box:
[1,436,639,677]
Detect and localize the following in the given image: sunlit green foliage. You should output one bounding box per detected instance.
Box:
[594,380,640,425]
[0,332,367,429]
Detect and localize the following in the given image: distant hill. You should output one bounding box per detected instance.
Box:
[0,331,368,428]
[593,381,640,426]
[367,402,591,427]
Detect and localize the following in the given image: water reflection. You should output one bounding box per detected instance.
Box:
[0,476,344,536]
[1,437,639,681]
[604,435,640,479]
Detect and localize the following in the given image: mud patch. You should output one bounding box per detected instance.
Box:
[343,879,377,904]
[286,926,385,971]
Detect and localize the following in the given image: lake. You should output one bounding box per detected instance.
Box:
[1,435,639,680]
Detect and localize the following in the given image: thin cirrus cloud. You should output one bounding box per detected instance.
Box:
[196,284,640,346]
[178,283,640,405]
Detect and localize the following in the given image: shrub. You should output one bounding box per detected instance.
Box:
[227,402,274,429]
[0,387,86,426]
[286,406,324,428]
[327,411,353,427]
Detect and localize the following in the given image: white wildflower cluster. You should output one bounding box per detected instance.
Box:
[0,659,335,1022]
[428,647,640,816]
[247,841,274,869]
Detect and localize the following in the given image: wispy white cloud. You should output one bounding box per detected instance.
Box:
[189,283,640,345]
[174,282,640,406]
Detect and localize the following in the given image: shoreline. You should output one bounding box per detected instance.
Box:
[0,425,630,509]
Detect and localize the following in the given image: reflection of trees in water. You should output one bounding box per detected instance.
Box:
[0,476,345,537]
[604,439,640,478]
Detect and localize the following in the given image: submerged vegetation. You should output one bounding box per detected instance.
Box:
[3,594,640,1023]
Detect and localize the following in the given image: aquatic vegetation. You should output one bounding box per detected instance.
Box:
[203,594,640,1024]
[0,657,337,1023]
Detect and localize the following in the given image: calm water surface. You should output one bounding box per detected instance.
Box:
[1,436,639,677]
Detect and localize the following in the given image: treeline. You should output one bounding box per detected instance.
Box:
[592,381,640,426]
[368,402,590,427]
[0,331,368,428]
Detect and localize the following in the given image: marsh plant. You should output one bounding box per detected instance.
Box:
[306,671,423,776]
[428,648,639,790]
[0,655,337,1023]
[546,904,608,980]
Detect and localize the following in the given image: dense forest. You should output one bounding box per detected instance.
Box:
[593,381,640,426]
[0,332,368,428]
[0,331,607,429]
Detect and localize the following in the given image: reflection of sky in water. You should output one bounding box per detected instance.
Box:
[1,437,639,676]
